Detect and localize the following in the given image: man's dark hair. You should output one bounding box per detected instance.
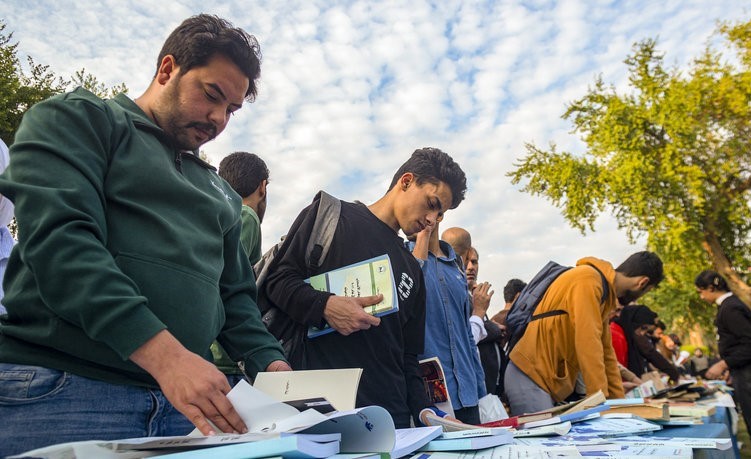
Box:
[615,251,664,287]
[156,14,262,101]
[388,147,467,209]
[694,269,729,291]
[503,278,527,303]
[218,152,269,198]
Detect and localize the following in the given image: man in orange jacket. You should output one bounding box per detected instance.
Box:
[505,252,663,415]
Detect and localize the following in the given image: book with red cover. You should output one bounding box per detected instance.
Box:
[479,412,553,428]
[480,390,607,428]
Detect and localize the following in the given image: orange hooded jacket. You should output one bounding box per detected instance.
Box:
[509,257,625,402]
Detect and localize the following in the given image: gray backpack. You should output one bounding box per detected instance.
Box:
[253,191,341,368]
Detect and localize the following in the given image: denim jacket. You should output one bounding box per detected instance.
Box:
[409,240,486,409]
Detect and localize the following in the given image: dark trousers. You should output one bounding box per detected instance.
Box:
[454,405,481,425]
[731,364,751,438]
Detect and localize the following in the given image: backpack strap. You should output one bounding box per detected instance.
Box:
[530,309,567,321]
[305,190,341,270]
[528,265,610,322]
[586,264,611,305]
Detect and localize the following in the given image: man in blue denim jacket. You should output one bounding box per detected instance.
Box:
[410,220,487,424]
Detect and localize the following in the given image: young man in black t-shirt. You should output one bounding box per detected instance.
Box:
[264,147,467,427]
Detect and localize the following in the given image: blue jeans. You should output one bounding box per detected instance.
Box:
[0,363,194,457]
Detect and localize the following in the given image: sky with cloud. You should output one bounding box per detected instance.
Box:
[4,0,749,315]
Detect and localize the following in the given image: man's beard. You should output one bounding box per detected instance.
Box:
[154,78,216,150]
[618,288,642,306]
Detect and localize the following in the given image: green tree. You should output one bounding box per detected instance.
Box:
[0,21,127,143]
[1,21,128,241]
[508,20,751,332]
[0,21,66,143]
[70,68,128,100]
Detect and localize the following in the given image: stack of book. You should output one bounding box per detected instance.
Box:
[12,371,444,459]
[423,390,610,439]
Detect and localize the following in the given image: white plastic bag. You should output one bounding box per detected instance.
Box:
[478,393,508,423]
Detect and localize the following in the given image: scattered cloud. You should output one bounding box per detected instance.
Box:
[4,0,748,316]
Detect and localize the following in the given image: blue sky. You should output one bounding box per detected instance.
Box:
[4,0,749,315]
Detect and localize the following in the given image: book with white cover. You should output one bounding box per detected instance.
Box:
[607,435,733,450]
[10,434,340,459]
[514,434,620,452]
[522,404,609,429]
[186,380,396,454]
[568,417,661,437]
[8,441,159,459]
[440,427,512,439]
[513,421,571,437]
[580,445,692,458]
[391,426,443,458]
[418,429,514,451]
[154,433,340,459]
[254,368,363,411]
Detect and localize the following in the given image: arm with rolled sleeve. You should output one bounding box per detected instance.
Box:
[469,315,488,344]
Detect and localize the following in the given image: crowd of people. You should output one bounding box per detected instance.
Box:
[0,13,749,458]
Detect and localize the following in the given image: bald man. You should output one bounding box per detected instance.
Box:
[441,227,471,268]
[441,229,493,346]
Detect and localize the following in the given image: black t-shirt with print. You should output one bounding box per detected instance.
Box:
[265,198,429,427]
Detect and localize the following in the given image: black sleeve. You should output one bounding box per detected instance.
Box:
[479,320,504,344]
[263,197,333,326]
[634,334,680,381]
[404,275,430,421]
[721,303,751,369]
[404,352,431,422]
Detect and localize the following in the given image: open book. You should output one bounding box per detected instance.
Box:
[307,254,398,338]
[418,357,455,418]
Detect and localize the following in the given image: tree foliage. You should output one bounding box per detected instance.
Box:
[508,19,751,336]
[0,20,128,143]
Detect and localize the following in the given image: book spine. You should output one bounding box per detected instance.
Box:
[440,429,495,439]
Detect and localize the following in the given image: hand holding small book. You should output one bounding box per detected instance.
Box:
[323,294,383,335]
[420,406,467,431]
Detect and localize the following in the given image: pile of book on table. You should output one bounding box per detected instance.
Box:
[418,387,733,458]
[15,373,733,459]
[11,369,512,459]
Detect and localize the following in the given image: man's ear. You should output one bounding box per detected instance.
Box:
[400,173,414,190]
[636,276,651,290]
[258,179,268,199]
[156,55,178,85]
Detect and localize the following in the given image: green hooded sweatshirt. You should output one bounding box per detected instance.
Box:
[0,88,285,387]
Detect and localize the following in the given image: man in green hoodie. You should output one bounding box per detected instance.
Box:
[0,14,290,456]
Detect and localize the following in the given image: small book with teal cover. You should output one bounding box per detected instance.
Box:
[307,254,398,338]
